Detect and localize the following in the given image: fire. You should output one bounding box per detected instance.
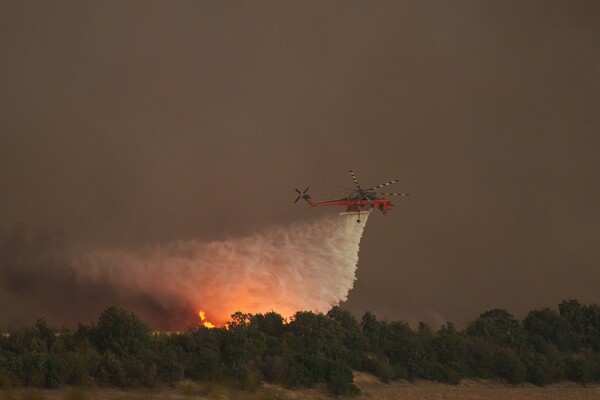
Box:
[198,310,215,328]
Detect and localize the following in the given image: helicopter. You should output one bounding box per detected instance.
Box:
[295,170,409,223]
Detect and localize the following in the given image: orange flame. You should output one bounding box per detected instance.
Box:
[198,310,215,329]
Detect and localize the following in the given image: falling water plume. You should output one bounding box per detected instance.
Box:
[0,212,371,330]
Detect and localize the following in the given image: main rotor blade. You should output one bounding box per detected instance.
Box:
[294,196,301,203]
[378,192,410,196]
[366,179,399,191]
[349,170,362,190]
[313,179,354,191]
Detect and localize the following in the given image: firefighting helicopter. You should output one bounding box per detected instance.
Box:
[294,170,409,223]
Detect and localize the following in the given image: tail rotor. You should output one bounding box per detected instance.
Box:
[294,187,311,204]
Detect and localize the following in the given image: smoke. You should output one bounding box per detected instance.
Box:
[0,212,370,330]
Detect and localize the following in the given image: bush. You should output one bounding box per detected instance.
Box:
[154,348,184,383]
[20,353,45,387]
[361,356,393,382]
[465,337,495,378]
[492,348,526,384]
[423,361,461,384]
[404,338,425,380]
[285,358,315,388]
[522,345,564,386]
[260,355,288,384]
[327,361,359,396]
[43,354,62,388]
[564,355,597,383]
[230,365,262,392]
[96,352,126,387]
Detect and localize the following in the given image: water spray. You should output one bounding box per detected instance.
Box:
[77,211,371,329]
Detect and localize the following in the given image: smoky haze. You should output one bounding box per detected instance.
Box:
[1,2,599,328]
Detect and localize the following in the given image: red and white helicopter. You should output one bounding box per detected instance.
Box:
[295,170,409,223]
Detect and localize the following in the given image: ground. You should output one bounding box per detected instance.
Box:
[3,374,600,400]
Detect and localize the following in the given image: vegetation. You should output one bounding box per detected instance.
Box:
[1,301,600,395]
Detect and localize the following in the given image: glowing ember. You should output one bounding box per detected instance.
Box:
[198,310,215,328]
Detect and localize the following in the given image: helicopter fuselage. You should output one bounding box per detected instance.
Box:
[304,195,394,214]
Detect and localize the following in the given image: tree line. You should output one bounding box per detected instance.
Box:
[1,300,600,395]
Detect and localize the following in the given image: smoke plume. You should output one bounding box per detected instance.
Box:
[0,213,370,330]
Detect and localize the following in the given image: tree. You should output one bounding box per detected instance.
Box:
[559,300,586,332]
[93,307,152,357]
[523,308,580,353]
[429,322,468,382]
[405,338,425,380]
[361,311,384,352]
[326,307,366,367]
[466,309,524,351]
[434,323,467,364]
[382,321,412,364]
[174,329,221,379]
[250,312,285,338]
[288,311,344,358]
[559,300,600,351]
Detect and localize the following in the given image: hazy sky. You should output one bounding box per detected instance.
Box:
[1,1,599,328]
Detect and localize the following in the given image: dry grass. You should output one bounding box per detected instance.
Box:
[353,372,600,400]
[2,375,600,400]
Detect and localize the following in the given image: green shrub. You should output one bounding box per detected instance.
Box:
[327,361,359,396]
[43,354,62,388]
[260,355,288,384]
[492,348,526,384]
[564,355,596,383]
[96,352,126,386]
[423,361,461,384]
